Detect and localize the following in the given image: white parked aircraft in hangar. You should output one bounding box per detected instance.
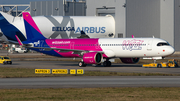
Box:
[0,11,115,43]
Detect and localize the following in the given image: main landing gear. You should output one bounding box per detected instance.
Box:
[78,61,87,67]
[103,59,111,67]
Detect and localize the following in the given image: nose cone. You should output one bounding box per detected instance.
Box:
[164,46,175,56]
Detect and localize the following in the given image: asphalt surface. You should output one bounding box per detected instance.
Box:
[1,76,180,89]
[2,59,180,74]
[1,50,180,89]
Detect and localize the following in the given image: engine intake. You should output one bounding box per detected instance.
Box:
[83,52,103,64]
[120,58,140,64]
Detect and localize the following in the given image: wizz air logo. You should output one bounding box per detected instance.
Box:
[34,41,40,46]
[122,39,144,51]
[33,40,44,51]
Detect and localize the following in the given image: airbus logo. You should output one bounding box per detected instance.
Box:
[52,27,106,33]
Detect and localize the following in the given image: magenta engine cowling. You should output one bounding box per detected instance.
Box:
[83,52,103,64]
[120,58,140,64]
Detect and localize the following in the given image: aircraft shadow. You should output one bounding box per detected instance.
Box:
[55,63,143,67]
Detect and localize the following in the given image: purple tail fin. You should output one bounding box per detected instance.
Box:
[22,12,46,41]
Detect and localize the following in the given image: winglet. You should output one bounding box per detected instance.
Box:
[15,35,23,46]
[132,35,134,38]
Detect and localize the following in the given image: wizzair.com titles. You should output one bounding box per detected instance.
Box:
[52,41,70,44]
[52,27,106,33]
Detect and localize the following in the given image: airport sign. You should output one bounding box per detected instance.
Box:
[52,69,68,74]
[70,69,76,74]
[35,69,51,74]
[77,69,84,74]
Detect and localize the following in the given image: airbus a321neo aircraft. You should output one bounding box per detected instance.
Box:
[15,12,175,67]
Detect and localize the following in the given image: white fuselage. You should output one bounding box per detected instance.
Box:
[98,38,174,58]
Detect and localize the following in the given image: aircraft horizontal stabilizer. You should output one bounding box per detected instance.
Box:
[15,35,23,46]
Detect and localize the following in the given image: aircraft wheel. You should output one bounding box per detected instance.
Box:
[103,61,107,67]
[78,61,86,67]
[103,61,111,67]
[157,64,162,68]
[3,62,6,65]
[107,61,111,67]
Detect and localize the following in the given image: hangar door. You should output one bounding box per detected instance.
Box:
[96,7,115,17]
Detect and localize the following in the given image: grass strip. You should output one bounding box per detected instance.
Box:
[0,87,180,101]
[0,67,180,78]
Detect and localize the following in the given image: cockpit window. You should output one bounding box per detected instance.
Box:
[157,42,170,46]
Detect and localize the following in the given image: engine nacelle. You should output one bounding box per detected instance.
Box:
[83,52,103,64]
[120,58,140,64]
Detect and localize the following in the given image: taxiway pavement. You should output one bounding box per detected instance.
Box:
[0,76,180,89]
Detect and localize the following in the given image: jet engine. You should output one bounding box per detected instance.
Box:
[83,52,103,64]
[120,58,140,64]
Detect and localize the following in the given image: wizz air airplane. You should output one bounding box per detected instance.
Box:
[15,12,175,67]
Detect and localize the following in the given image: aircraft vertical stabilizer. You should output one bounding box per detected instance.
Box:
[22,12,46,41]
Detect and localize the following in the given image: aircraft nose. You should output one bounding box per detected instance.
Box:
[165,46,175,55]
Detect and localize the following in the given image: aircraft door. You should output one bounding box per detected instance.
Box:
[95,42,101,49]
[147,40,153,51]
[71,42,74,49]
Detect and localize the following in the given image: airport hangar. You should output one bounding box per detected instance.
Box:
[0,0,180,51]
[86,0,180,52]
